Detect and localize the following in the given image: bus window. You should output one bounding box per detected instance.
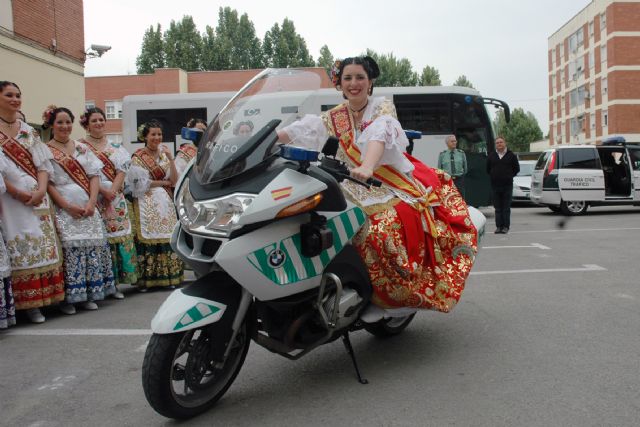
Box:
[393,94,451,133]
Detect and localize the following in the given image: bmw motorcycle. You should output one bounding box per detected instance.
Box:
[141,68,486,419]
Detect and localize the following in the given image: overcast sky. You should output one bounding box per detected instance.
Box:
[83,0,591,134]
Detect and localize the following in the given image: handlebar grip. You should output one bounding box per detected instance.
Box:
[367,177,382,187]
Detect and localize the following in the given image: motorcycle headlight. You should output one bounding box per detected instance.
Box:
[176,178,255,237]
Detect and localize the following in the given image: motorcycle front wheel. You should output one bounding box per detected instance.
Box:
[142,319,250,419]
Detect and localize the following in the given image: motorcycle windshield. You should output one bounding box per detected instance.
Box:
[195,68,325,185]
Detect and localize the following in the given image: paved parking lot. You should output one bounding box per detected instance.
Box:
[1,205,640,426]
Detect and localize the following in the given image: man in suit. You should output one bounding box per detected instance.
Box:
[486,136,520,234]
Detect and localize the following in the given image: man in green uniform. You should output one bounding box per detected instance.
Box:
[437,135,467,197]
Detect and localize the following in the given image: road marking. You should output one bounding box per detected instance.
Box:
[482,242,550,250]
[509,227,640,234]
[4,328,151,336]
[471,264,606,276]
[36,375,77,391]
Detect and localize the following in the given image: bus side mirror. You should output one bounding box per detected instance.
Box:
[181,127,203,144]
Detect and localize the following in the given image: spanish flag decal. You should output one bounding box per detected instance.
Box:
[271,186,293,201]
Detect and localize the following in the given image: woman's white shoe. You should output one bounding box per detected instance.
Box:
[26,308,46,323]
[80,301,98,310]
[59,304,76,315]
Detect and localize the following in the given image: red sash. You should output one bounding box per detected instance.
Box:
[0,130,38,180]
[80,139,117,182]
[177,144,197,162]
[132,148,172,196]
[48,144,92,195]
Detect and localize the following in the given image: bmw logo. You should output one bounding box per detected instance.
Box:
[268,249,286,268]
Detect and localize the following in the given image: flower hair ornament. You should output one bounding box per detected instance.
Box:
[330,59,342,88]
[79,110,90,128]
[41,104,57,128]
[137,123,147,142]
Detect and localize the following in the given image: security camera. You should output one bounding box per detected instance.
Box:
[90,44,111,56]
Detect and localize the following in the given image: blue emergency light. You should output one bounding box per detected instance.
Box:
[279,145,320,162]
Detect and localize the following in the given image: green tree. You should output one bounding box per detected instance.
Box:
[263,18,314,67]
[493,108,543,152]
[201,25,217,71]
[453,74,474,88]
[365,49,418,86]
[419,65,441,86]
[316,45,334,76]
[164,16,202,71]
[207,7,263,70]
[136,24,165,74]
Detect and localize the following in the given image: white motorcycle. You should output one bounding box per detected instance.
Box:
[141,69,486,419]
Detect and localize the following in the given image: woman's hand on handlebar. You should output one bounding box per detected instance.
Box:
[350,165,374,182]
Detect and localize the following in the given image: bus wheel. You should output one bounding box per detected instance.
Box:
[560,200,588,216]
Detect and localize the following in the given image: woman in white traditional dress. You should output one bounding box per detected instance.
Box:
[44,106,116,314]
[0,81,64,324]
[174,118,206,177]
[0,157,16,329]
[79,107,138,298]
[128,120,183,290]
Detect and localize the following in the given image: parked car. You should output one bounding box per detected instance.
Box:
[530,137,640,215]
[512,160,536,203]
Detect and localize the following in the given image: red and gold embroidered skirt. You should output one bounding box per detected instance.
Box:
[354,159,478,312]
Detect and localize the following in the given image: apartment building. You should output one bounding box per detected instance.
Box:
[548,0,640,146]
[0,0,86,136]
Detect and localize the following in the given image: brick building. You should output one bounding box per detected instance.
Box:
[548,0,640,146]
[85,67,333,146]
[1,0,86,136]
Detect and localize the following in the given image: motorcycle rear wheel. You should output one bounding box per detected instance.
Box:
[364,314,416,338]
[142,320,250,419]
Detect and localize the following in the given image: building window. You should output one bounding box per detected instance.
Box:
[569,61,577,80]
[106,134,123,145]
[569,34,578,53]
[551,48,556,68]
[590,83,595,99]
[569,89,578,108]
[600,13,606,30]
[602,77,608,94]
[576,29,584,48]
[559,44,563,59]
[589,50,594,68]
[602,110,608,127]
[589,20,594,37]
[601,43,607,62]
[105,101,123,120]
[85,101,96,110]
[590,113,596,129]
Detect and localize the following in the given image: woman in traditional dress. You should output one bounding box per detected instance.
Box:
[174,118,206,177]
[128,120,183,290]
[0,81,64,324]
[278,57,478,315]
[0,157,16,329]
[79,107,137,298]
[44,106,115,314]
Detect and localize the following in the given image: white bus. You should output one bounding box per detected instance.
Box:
[122,86,509,207]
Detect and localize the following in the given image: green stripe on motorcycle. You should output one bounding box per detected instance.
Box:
[174,303,221,331]
[247,207,366,286]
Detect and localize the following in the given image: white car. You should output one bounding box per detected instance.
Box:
[512,160,536,203]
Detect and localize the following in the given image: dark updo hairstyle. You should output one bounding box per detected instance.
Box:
[137,119,163,144]
[42,105,75,131]
[80,107,106,129]
[335,56,381,97]
[0,81,21,94]
[186,118,207,128]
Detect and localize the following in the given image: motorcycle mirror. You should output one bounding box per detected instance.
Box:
[322,137,339,157]
[181,127,203,144]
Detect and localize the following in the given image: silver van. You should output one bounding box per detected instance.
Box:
[530,137,640,215]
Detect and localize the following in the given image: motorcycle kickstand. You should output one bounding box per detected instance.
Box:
[342,332,368,384]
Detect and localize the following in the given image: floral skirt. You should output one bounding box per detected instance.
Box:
[11,263,65,310]
[135,241,183,289]
[0,276,16,329]
[62,243,116,303]
[355,158,478,312]
[109,234,138,285]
